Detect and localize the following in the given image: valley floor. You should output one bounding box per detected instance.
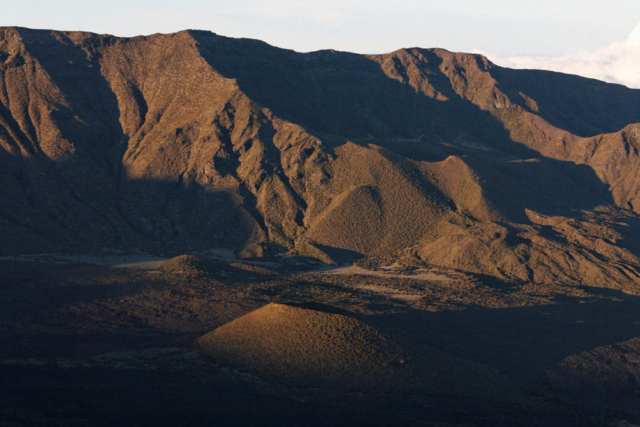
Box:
[1,252,640,426]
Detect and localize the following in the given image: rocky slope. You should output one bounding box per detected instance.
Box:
[2,27,640,290]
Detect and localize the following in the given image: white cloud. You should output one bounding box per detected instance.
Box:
[476,22,640,89]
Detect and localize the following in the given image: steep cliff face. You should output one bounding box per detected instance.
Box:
[2,27,640,290]
[0,28,330,254]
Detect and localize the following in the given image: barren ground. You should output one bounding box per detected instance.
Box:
[2,252,640,426]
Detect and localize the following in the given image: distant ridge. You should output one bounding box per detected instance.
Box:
[2,27,640,291]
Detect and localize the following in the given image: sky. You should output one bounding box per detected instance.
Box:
[2,1,640,87]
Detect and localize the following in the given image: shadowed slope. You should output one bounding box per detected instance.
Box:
[553,336,640,394]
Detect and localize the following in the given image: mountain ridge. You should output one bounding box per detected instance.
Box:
[2,27,640,291]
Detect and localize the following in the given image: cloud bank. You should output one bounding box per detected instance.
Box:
[477,22,640,89]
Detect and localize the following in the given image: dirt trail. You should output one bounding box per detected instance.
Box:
[314,264,453,282]
[310,264,454,301]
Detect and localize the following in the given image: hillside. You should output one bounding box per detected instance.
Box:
[196,303,411,389]
[2,27,640,290]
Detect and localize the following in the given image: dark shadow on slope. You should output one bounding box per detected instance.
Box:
[0,155,262,255]
[19,29,128,159]
[464,154,613,222]
[610,213,640,258]
[11,29,137,245]
[118,178,261,252]
[286,301,357,317]
[16,29,126,168]
[370,287,640,380]
[491,66,640,137]
[311,243,363,262]
[0,265,148,326]
[0,129,267,253]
